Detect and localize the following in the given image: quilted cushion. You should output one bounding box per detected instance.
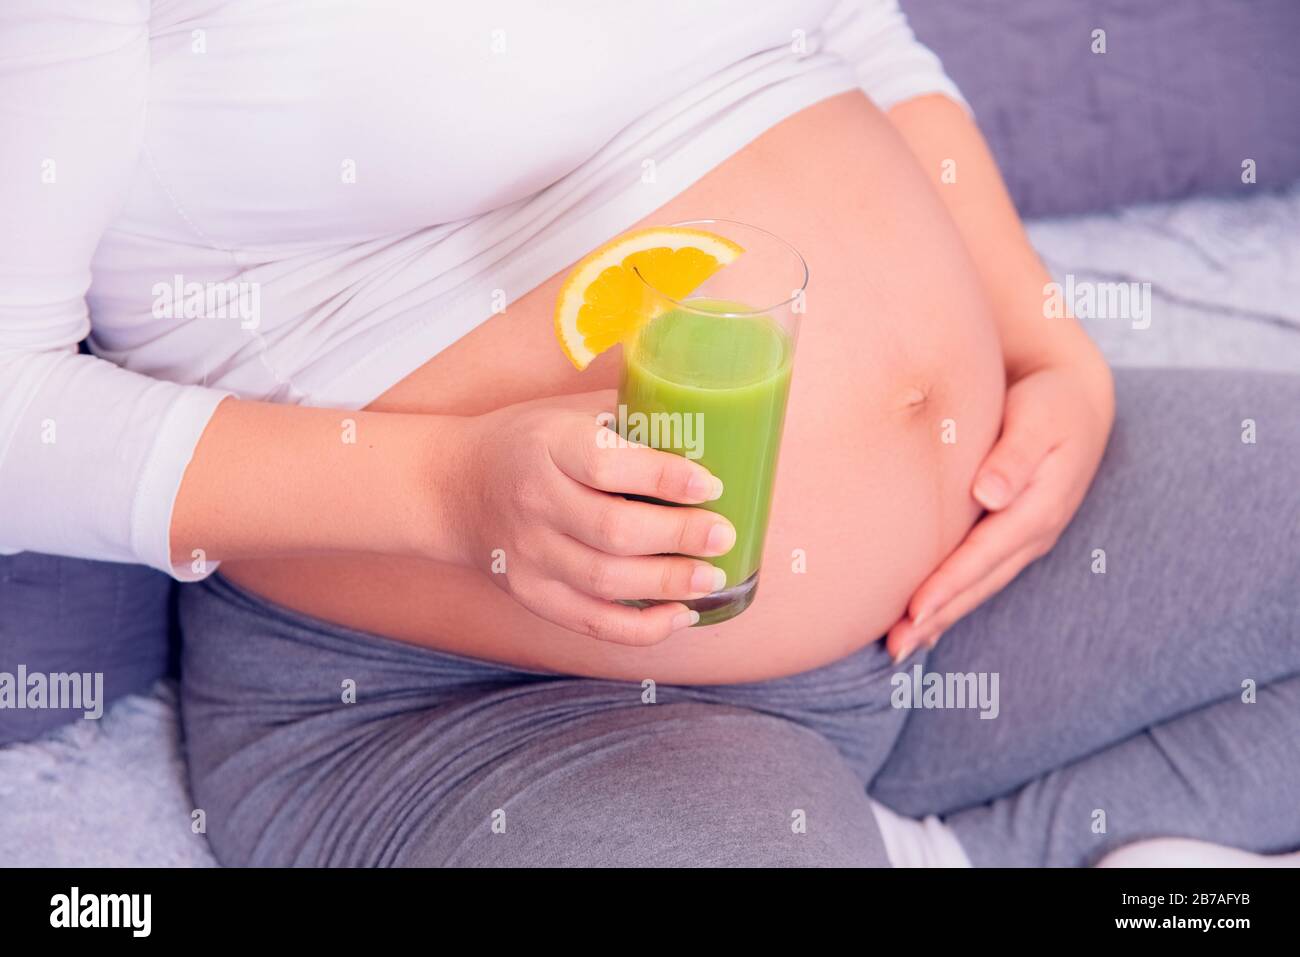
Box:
[902,0,1300,216]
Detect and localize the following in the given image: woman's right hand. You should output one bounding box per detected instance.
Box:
[443,389,736,645]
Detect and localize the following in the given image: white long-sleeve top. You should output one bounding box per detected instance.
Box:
[0,0,966,580]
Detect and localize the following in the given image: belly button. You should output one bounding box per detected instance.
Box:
[899,385,929,409]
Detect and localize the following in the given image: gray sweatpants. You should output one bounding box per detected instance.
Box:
[179,368,1300,867]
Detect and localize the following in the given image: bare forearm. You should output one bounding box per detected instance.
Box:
[887,94,1110,392]
[170,397,466,567]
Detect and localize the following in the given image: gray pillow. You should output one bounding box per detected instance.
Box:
[902,0,1300,217]
[0,554,173,746]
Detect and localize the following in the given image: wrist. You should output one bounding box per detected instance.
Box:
[399,411,476,566]
[1008,333,1115,427]
[1005,317,1105,380]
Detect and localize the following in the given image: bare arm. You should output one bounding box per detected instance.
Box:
[169,390,735,644]
[887,94,1113,406]
[168,399,464,568]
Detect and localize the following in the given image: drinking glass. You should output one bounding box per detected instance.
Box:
[616,218,807,625]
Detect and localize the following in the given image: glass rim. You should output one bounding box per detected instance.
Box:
[631,218,809,317]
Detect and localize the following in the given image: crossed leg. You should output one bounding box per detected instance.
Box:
[869,368,1300,865]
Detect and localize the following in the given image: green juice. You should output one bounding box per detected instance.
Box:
[617,299,794,593]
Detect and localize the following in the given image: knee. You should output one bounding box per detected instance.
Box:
[427,707,891,867]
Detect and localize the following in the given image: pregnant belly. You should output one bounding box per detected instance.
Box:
[219,92,1006,684]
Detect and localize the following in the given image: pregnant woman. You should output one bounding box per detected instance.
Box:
[4,1,1297,867]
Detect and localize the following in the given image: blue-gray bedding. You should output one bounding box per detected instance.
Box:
[0,683,213,867]
[1029,184,1300,371]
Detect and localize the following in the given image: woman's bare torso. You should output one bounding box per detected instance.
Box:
[220,92,1006,684]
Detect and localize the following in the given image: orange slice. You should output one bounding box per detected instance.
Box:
[554,226,744,370]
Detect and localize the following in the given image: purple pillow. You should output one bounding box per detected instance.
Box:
[0,554,174,746]
[901,0,1300,217]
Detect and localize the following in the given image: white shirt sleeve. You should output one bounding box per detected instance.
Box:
[821,0,972,114]
[0,0,230,580]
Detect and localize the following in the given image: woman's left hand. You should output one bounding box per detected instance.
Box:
[886,354,1115,662]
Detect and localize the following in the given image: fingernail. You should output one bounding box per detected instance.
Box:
[925,629,945,650]
[672,609,701,630]
[911,606,934,630]
[688,473,725,501]
[691,565,726,594]
[891,639,920,665]
[973,473,1010,510]
[892,623,940,663]
[705,523,736,555]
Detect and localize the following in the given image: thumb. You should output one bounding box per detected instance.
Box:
[972,416,1051,511]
